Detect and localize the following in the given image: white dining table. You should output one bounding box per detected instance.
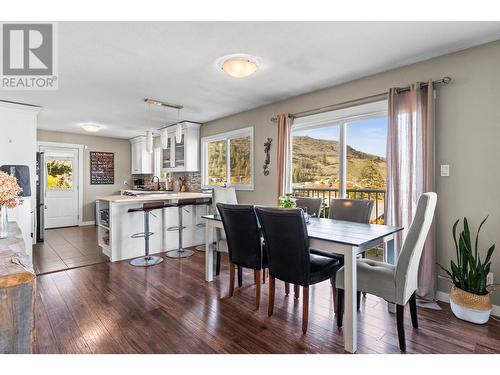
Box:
[202,214,403,354]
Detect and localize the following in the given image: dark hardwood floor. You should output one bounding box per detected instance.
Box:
[33,248,500,354]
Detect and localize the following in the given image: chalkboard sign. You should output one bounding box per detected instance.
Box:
[90,152,114,185]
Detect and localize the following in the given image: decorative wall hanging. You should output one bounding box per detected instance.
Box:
[90,152,114,185]
[263,137,272,176]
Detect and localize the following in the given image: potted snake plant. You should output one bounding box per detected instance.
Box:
[438,216,496,324]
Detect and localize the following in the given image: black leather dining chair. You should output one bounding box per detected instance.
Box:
[217,203,267,309]
[255,206,341,334]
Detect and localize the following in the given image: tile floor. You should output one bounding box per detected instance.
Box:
[33,225,108,274]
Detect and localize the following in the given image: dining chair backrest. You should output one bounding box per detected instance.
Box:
[217,203,264,270]
[328,198,374,223]
[212,186,238,213]
[212,186,238,241]
[395,192,437,304]
[294,196,322,217]
[255,207,310,286]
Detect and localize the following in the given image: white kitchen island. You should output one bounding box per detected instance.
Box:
[95,192,211,262]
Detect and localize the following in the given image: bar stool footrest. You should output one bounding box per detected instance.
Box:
[167,226,187,231]
[131,231,154,238]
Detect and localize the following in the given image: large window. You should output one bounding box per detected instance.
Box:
[291,101,387,222]
[201,127,254,190]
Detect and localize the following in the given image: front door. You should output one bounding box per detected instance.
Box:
[41,146,79,228]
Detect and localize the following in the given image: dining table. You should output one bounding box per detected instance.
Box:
[202,214,403,354]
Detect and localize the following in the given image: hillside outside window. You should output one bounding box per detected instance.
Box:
[201,127,254,190]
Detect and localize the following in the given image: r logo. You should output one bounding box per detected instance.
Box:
[2,23,53,76]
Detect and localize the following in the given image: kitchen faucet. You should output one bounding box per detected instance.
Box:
[152,176,160,191]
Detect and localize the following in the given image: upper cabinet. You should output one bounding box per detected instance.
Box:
[130,136,153,174]
[161,122,200,172]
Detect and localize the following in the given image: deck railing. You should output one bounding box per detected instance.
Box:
[292,187,386,222]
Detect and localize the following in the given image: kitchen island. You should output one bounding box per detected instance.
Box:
[95,192,212,262]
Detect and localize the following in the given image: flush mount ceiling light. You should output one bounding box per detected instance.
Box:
[216,54,261,78]
[80,122,102,133]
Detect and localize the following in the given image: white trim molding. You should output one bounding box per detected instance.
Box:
[436,290,500,318]
[80,221,96,226]
[37,141,85,226]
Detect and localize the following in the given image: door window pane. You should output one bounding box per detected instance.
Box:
[207,140,227,185]
[47,159,73,190]
[229,136,251,185]
[292,125,340,189]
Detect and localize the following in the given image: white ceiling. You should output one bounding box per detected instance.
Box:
[2,21,500,139]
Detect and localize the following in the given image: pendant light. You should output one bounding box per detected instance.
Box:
[175,107,182,144]
[146,131,153,153]
[160,128,168,149]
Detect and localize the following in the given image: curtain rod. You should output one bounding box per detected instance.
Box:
[270,76,451,122]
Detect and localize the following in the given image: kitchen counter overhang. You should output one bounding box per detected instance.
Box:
[96,191,212,203]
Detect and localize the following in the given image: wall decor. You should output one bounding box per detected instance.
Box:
[90,151,114,185]
[263,137,272,176]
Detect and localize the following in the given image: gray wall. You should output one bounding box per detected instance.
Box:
[37,130,131,222]
[202,40,500,304]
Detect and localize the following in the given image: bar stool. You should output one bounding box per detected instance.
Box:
[166,198,211,259]
[128,201,166,267]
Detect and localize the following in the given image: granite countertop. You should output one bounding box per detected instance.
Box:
[96,191,212,203]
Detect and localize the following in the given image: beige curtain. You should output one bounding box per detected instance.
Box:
[386,81,436,300]
[276,113,293,198]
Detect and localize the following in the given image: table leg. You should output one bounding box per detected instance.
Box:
[205,221,214,282]
[385,237,396,313]
[344,247,358,353]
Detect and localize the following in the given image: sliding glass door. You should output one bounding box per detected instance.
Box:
[290,101,388,222]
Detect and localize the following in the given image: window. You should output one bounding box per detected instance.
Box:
[291,100,387,222]
[202,127,254,190]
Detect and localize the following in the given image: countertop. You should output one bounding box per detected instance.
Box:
[96,191,212,203]
[0,222,35,287]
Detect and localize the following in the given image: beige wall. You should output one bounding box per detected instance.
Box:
[37,130,131,222]
[202,40,500,304]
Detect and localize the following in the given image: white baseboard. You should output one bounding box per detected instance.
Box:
[436,290,500,317]
[79,221,95,226]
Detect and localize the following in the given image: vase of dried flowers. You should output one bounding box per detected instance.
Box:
[0,171,22,238]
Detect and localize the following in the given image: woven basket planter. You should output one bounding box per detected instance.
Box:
[449,286,492,324]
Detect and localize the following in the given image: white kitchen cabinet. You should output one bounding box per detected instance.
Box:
[161,122,200,172]
[130,136,153,174]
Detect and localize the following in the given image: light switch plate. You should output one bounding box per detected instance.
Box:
[440,164,450,177]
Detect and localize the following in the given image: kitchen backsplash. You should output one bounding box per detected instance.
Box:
[133,172,201,192]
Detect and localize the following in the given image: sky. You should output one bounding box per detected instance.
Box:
[293,117,388,157]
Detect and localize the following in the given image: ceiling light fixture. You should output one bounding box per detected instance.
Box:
[144,98,183,110]
[80,122,102,132]
[217,54,260,78]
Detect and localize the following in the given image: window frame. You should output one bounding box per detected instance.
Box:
[201,126,254,191]
[291,100,388,197]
